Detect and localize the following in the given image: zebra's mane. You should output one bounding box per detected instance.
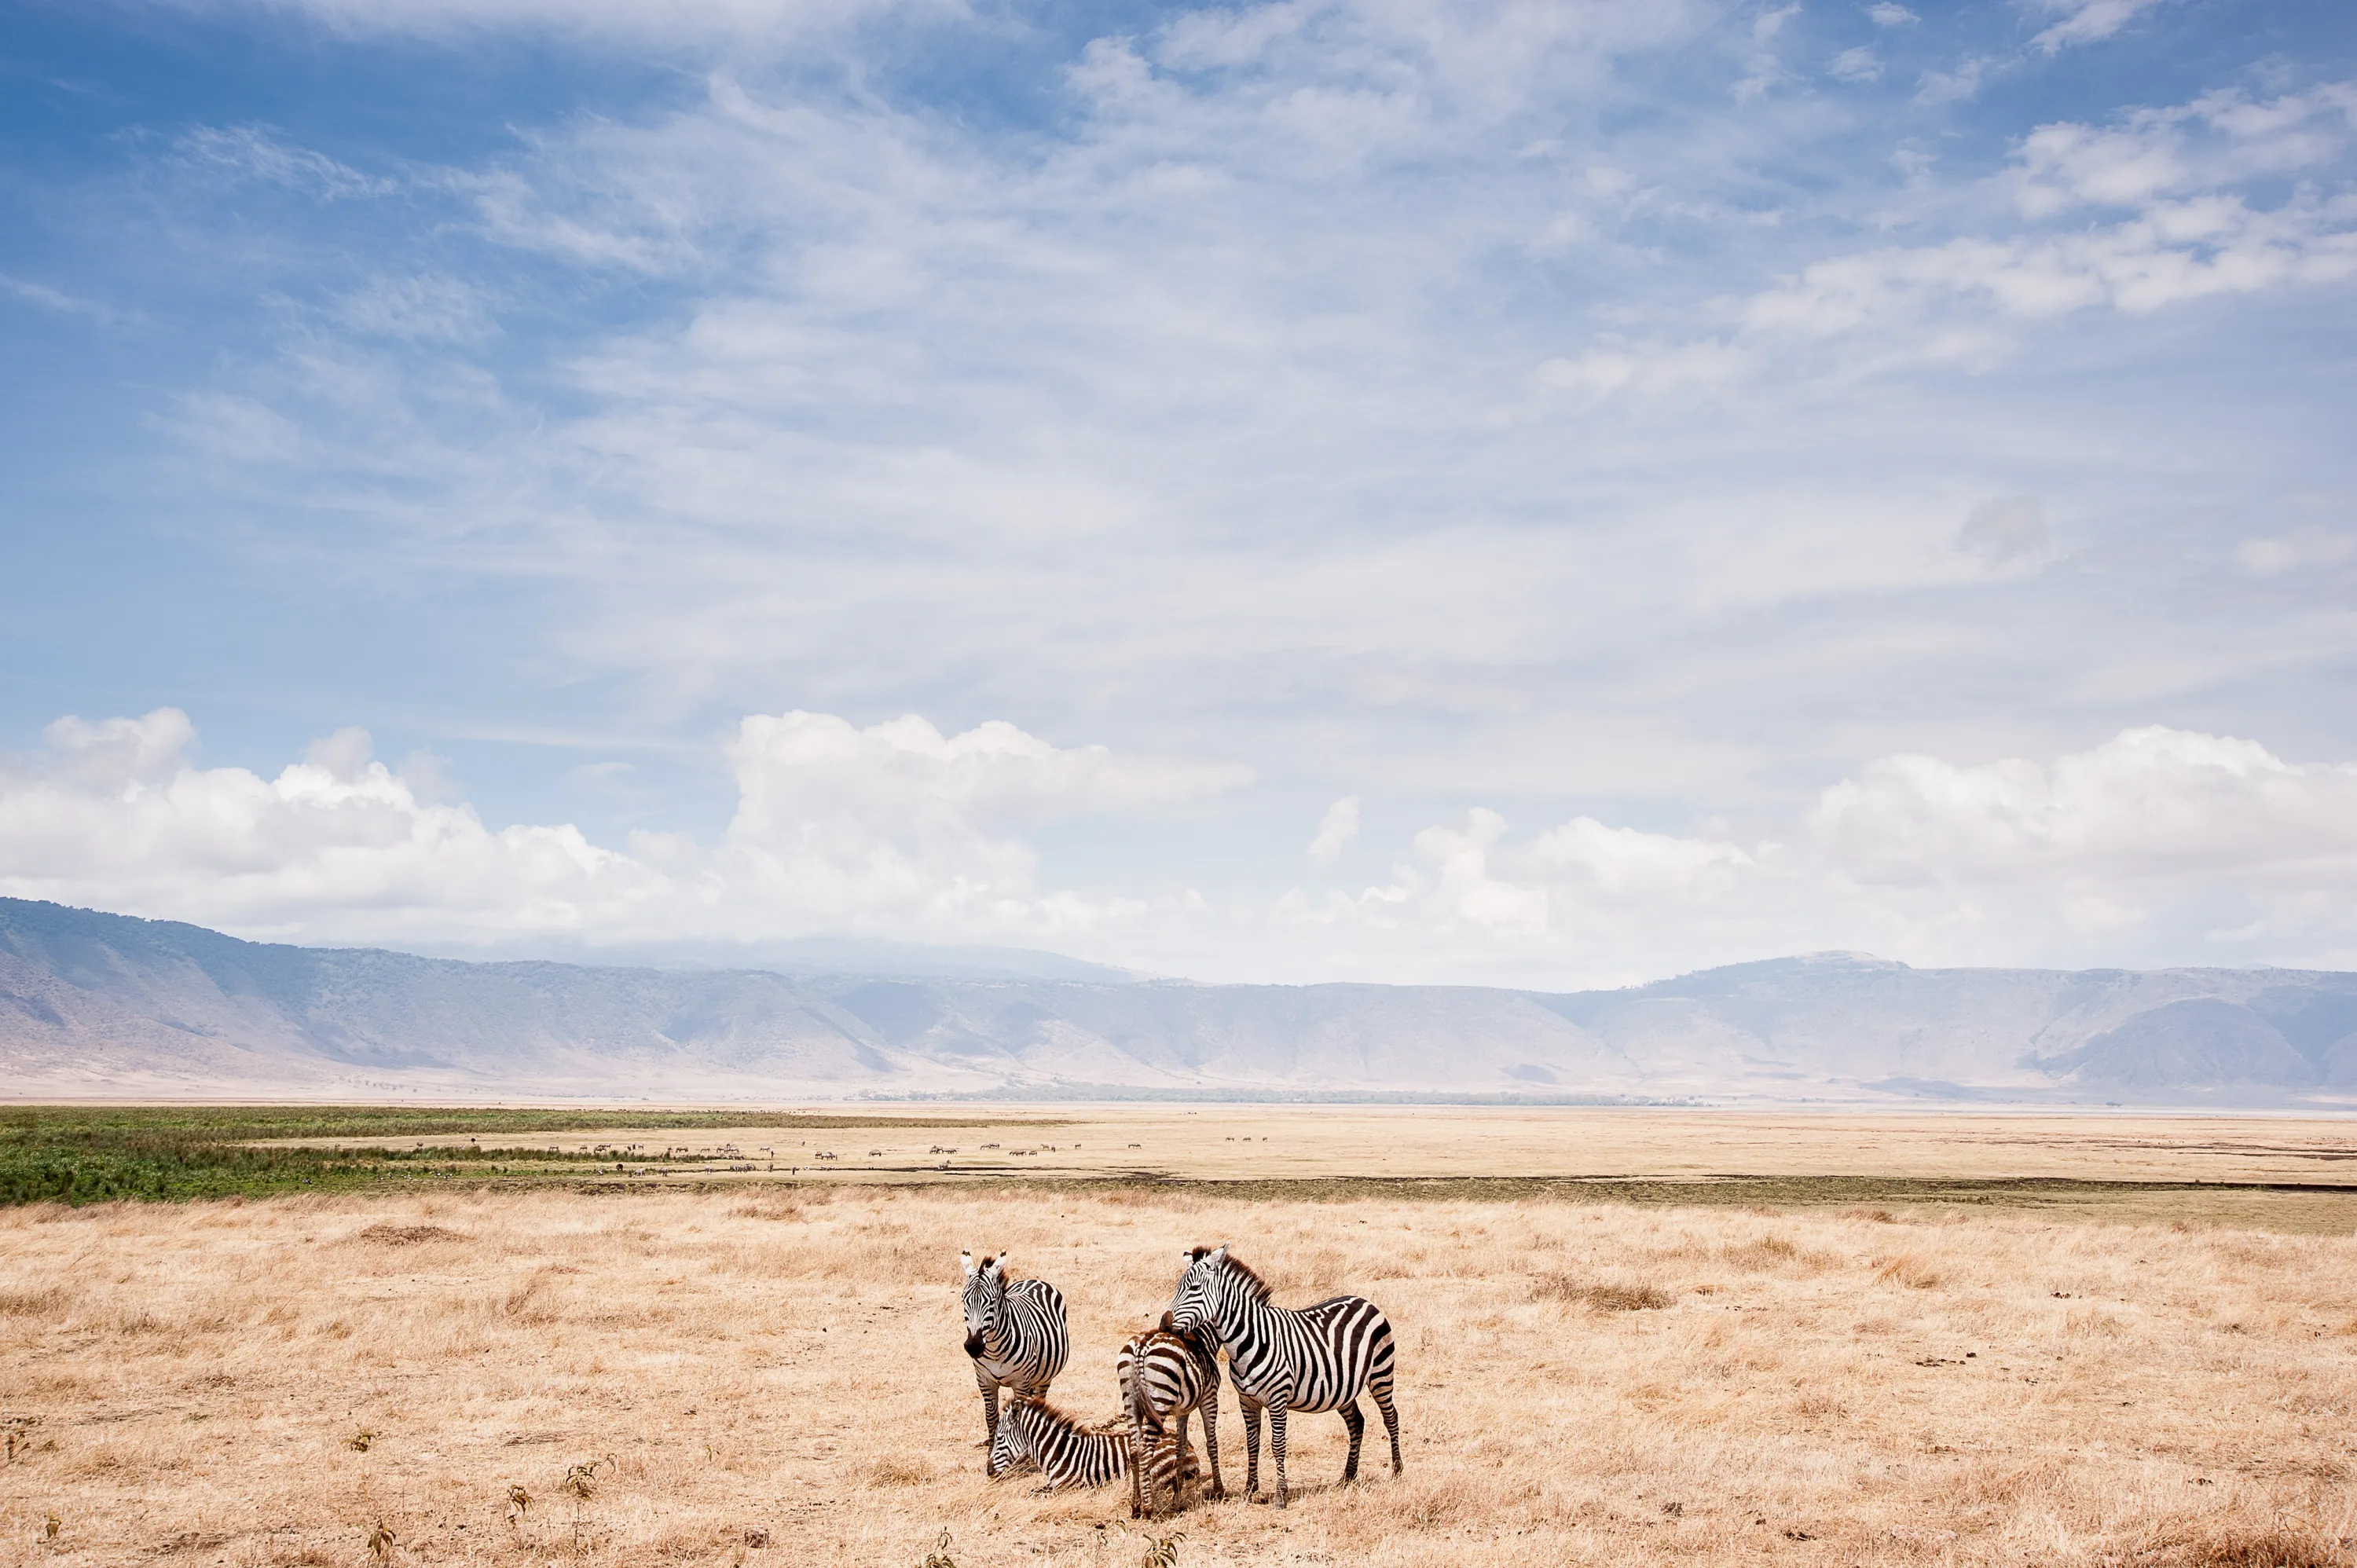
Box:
[1010,1396,1123,1438]
[1209,1249,1274,1304]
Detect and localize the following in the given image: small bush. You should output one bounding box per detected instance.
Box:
[354,1223,467,1246]
[1874,1255,1941,1289]
[0,1285,68,1316]
[1534,1273,1673,1311]
[2137,1525,2352,1567]
[865,1455,929,1487]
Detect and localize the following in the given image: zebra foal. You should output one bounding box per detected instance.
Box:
[960,1250,1070,1474]
[1119,1313,1223,1518]
[1166,1244,1402,1508]
[989,1396,1135,1492]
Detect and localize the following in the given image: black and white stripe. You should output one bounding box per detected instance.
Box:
[1119,1313,1223,1518]
[1166,1244,1401,1508]
[961,1249,1070,1473]
[988,1395,1132,1491]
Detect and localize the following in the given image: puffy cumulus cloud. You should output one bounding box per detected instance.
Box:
[713,712,1249,932]
[0,710,660,944]
[9,712,2357,983]
[1307,796,1360,860]
[1277,728,2357,984]
[0,708,1243,952]
[1810,727,2357,886]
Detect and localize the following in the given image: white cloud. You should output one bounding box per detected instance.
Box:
[1810,726,2357,885]
[155,0,929,47]
[1956,495,2048,562]
[0,273,123,323]
[174,125,396,199]
[2025,0,2168,54]
[1828,46,1882,84]
[12,713,2357,983]
[1307,795,1360,859]
[1866,2,1916,24]
[1277,727,2357,982]
[0,708,1244,952]
[2236,530,2355,577]
[334,275,499,343]
[1559,84,2357,395]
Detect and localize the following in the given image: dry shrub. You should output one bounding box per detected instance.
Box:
[0,1285,69,1316]
[502,1266,580,1325]
[729,1196,802,1221]
[1720,1234,1800,1270]
[1875,1254,1941,1289]
[1534,1273,1673,1311]
[1842,1206,1899,1224]
[863,1454,929,1487]
[2135,1523,2353,1567]
[352,1223,467,1246]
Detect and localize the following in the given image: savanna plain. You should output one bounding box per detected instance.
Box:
[2,1108,2355,1568]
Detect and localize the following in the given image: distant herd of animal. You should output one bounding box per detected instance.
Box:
[959,1244,1402,1515]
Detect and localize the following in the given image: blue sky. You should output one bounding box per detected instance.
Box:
[2,0,2355,986]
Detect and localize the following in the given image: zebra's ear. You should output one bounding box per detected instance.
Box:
[960,1249,976,1279]
[990,1251,1006,1274]
[1208,1244,1228,1264]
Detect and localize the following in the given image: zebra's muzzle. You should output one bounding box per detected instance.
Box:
[963,1334,985,1357]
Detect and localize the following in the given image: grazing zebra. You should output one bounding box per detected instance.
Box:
[988,1395,1137,1492]
[1119,1313,1223,1518]
[1166,1245,1401,1508]
[961,1250,1070,1471]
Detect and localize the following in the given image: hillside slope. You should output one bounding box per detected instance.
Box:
[4,899,2355,1104]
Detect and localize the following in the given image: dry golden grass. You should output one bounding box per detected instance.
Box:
[3,1175,2355,1567]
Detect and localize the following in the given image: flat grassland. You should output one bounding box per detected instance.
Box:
[2,1112,2355,1567]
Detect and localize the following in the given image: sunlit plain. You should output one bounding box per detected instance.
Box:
[2,1112,2355,1566]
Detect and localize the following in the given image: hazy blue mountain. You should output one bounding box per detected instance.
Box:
[5,899,2355,1105]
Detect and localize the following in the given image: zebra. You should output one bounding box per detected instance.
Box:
[961,1250,1069,1472]
[993,1395,1204,1497]
[1119,1312,1224,1518]
[1165,1244,1401,1508]
[988,1395,1137,1492]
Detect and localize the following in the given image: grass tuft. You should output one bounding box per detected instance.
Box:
[352,1222,466,1246]
[1533,1273,1674,1310]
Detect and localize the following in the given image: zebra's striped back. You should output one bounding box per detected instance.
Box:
[1120,1324,1219,1434]
[1119,1318,1222,1516]
[989,1397,1131,1489]
[1168,1250,1391,1415]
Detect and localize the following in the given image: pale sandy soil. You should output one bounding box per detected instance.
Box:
[281,1107,2357,1185]
[2,1179,2353,1567]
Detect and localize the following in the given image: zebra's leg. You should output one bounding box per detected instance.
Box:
[1200,1392,1224,1501]
[1239,1396,1263,1500]
[1339,1398,1365,1484]
[1174,1395,1197,1508]
[1267,1400,1290,1510]
[1371,1365,1402,1476]
[977,1370,1001,1456]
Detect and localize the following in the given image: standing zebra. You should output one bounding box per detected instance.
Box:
[1119,1313,1223,1518]
[1166,1245,1401,1509]
[989,1395,1142,1492]
[960,1250,1069,1473]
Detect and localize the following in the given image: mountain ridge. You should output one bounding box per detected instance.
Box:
[4,899,2355,1105]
